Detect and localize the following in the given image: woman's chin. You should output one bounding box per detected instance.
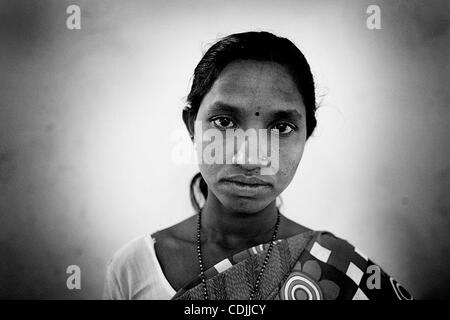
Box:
[219,196,273,214]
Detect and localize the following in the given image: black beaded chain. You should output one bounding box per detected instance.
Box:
[196,208,281,300]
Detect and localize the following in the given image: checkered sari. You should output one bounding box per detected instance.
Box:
[171,230,413,300]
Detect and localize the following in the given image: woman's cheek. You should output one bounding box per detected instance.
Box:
[277,147,302,187]
[199,163,220,181]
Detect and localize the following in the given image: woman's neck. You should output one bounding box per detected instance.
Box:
[200,192,279,250]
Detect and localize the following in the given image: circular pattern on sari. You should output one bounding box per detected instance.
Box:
[389,277,413,300]
[281,271,323,300]
[279,260,340,300]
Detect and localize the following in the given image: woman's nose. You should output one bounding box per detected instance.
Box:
[231,137,270,170]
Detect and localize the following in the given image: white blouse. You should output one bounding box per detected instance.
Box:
[103,234,176,300]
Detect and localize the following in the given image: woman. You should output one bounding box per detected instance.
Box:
[103,31,413,300]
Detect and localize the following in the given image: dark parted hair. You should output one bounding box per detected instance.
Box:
[182,31,317,212]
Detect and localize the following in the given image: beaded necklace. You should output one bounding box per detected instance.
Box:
[196,208,281,300]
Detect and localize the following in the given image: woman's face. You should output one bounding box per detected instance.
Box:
[195,60,307,213]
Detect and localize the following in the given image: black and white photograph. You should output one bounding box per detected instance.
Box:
[0,0,448,304]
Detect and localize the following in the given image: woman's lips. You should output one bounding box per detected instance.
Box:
[219,176,272,196]
[221,175,272,186]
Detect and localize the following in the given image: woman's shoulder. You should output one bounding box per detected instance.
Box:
[108,214,195,268]
[291,230,414,300]
[307,230,365,258]
[107,235,154,275]
[103,235,157,299]
[152,215,197,246]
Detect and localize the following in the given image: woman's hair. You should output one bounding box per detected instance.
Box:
[184,31,317,212]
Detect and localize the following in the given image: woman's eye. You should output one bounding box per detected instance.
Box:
[212,117,236,130]
[271,122,295,135]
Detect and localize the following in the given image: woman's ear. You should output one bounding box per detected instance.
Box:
[182,106,195,141]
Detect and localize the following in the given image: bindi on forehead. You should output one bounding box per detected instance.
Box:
[255,111,260,116]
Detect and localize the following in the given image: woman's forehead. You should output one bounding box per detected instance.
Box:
[212,60,302,103]
[201,60,305,114]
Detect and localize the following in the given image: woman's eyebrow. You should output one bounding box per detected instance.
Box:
[207,102,243,115]
[270,109,303,121]
[208,102,302,121]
